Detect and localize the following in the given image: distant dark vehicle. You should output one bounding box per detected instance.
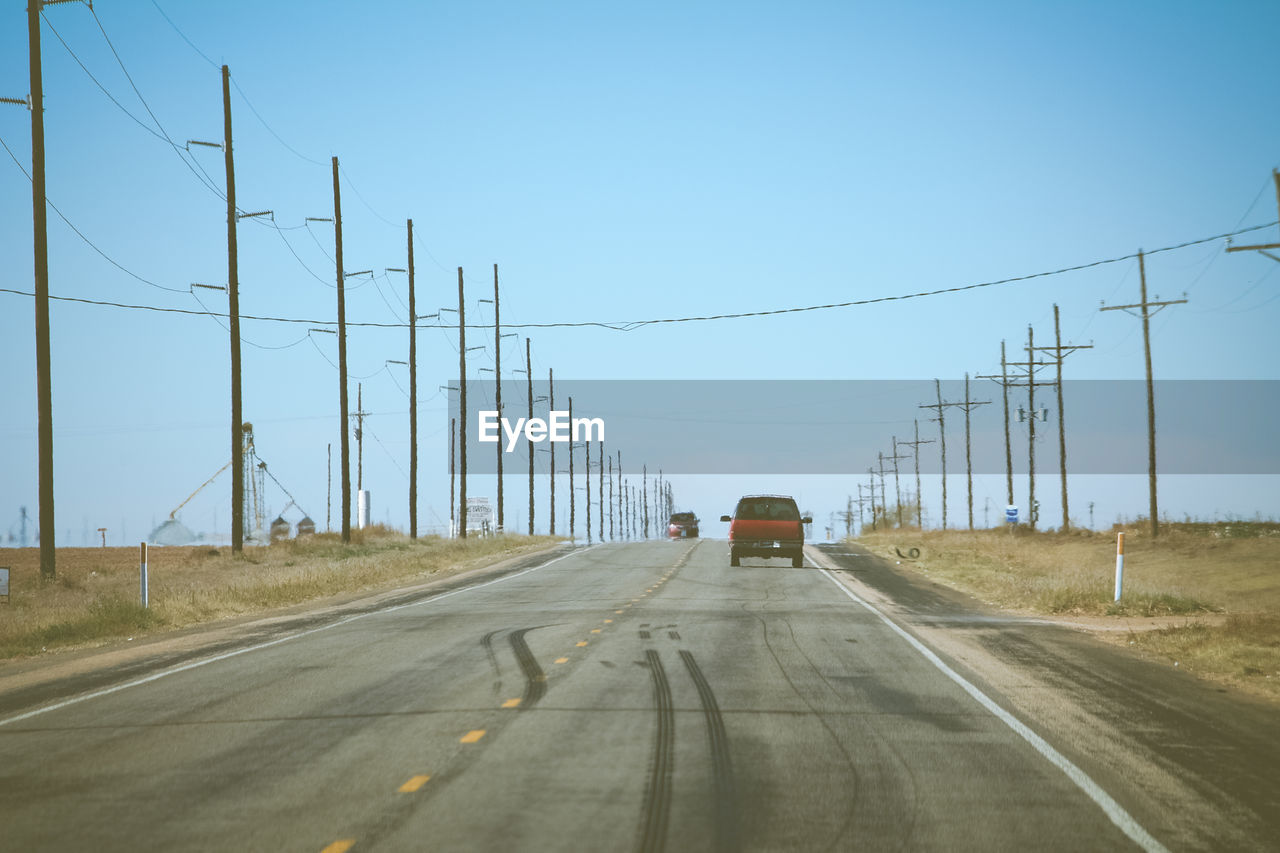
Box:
[720,494,812,567]
[667,511,699,539]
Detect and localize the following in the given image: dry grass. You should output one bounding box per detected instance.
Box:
[856,523,1280,697]
[0,527,560,660]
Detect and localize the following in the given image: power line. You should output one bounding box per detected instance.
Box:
[41,14,168,144]
[85,6,229,202]
[2,222,1277,331]
[0,133,188,294]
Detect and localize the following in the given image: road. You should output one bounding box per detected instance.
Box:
[2,540,1277,851]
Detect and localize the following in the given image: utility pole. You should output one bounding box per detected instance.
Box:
[950,374,992,530]
[1000,342,1013,506]
[449,416,455,535]
[526,338,534,535]
[217,65,245,555]
[1030,304,1091,530]
[1101,251,1186,538]
[885,441,910,527]
[867,469,878,531]
[457,268,469,539]
[616,451,623,539]
[896,419,934,529]
[584,437,591,544]
[354,383,367,491]
[642,466,648,538]
[568,397,575,540]
[326,443,331,532]
[493,264,503,532]
[980,343,1052,528]
[1024,327,1042,530]
[599,441,605,542]
[854,485,873,535]
[185,73,270,549]
[333,157,351,544]
[548,368,555,536]
[408,221,419,537]
[12,0,75,579]
[919,380,964,530]
[608,455,614,540]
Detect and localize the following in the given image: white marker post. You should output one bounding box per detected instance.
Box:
[1113,532,1125,601]
[140,542,149,608]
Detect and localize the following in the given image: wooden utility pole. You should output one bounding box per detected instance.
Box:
[354,383,366,491]
[642,466,648,538]
[458,268,468,539]
[981,344,1054,530]
[616,451,623,539]
[1030,304,1091,530]
[333,157,351,543]
[493,264,503,532]
[1101,251,1186,537]
[449,416,455,535]
[599,441,605,542]
[918,380,964,530]
[526,338,534,535]
[23,1,55,579]
[896,419,934,528]
[219,66,245,554]
[952,374,991,530]
[885,443,911,527]
[407,220,417,538]
[585,438,592,544]
[1000,342,1013,506]
[568,397,575,540]
[608,455,614,540]
[866,469,878,530]
[548,368,555,536]
[854,485,874,534]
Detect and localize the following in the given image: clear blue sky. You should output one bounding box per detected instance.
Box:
[2,0,1278,544]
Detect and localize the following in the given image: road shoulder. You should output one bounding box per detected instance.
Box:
[806,542,1280,852]
[0,542,574,717]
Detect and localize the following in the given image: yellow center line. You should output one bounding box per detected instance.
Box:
[576,641,589,647]
[604,619,613,624]
[615,610,624,614]
[460,729,486,744]
[398,775,431,793]
[590,628,602,634]
[555,657,569,664]
[321,841,356,853]
[501,698,522,709]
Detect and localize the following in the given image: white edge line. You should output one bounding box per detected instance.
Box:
[813,558,1170,853]
[0,545,595,728]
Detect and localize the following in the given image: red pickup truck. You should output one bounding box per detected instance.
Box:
[720,494,812,567]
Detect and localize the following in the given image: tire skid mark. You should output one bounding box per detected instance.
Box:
[480,629,504,695]
[637,650,675,853]
[508,628,547,708]
[741,593,862,849]
[679,650,738,853]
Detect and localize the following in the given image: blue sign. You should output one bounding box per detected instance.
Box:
[1005,506,1018,524]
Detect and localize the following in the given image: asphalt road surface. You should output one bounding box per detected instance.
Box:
[2,540,1277,851]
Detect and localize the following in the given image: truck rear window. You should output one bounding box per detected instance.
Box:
[735,499,799,521]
